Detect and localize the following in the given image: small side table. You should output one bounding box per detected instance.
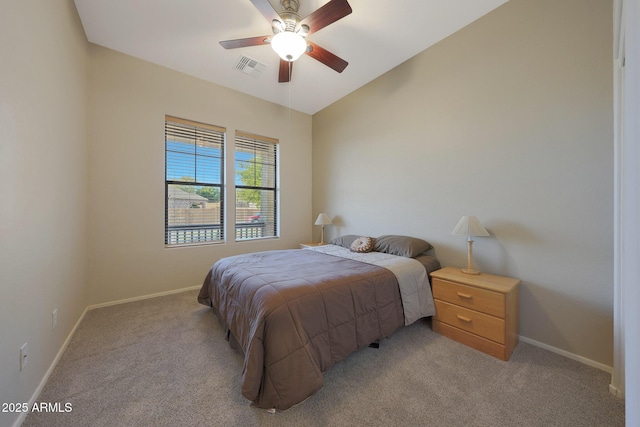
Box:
[430,267,520,361]
[300,242,326,249]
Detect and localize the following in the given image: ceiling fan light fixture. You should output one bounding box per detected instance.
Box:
[271,31,307,62]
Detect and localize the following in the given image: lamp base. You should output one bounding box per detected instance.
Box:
[461,268,481,275]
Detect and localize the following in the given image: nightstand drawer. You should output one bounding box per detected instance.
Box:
[434,300,505,344]
[432,278,505,318]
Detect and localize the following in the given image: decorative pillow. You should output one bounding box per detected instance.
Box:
[373,235,433,258]
[350,236,374,253]
[329,235,361,249]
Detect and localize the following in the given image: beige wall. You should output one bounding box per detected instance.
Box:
[313,0,614,366]
[87,46,312,305]
[0,1,89,425]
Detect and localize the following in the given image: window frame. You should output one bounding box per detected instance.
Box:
[164,116,225,247]
[234,130,279,241]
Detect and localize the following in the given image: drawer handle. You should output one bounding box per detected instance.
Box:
[456,292,473,299]
[456,315,473,323]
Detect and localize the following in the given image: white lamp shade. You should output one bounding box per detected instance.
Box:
[314,213,332,226]
[451,216,489,237]
[271,31,307,62]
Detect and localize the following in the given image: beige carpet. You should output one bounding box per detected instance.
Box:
[23,289,624,427]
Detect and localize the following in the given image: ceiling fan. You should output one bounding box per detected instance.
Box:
[220,0,352,83]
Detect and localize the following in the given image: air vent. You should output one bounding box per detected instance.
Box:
[234,55,267,78]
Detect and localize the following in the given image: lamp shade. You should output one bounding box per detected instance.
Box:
[451,216,489,237]
[314,213,332,226]
[271,31,307,62]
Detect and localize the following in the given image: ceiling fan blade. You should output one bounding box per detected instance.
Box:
[278,59,292,83]
[305,41,348,73]
[250,0,282,26]
[299,0,352,36]
[219,36,271,49]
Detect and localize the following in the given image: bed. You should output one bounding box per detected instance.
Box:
[197,234,441,411]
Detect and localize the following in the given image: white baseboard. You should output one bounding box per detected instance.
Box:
[86,285,201,311]
[609,383,625,398]
[519,335,613,374]
[12,306,89,427]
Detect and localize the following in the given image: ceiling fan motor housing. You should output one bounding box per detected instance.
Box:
[276,0,301,33]
[280,0,300,13]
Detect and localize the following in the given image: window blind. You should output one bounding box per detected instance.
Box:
[234,131,278,241]
[165,116,225,245]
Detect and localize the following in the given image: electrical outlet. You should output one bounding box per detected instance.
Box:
[52,309,58,331]
[20,343,28,371]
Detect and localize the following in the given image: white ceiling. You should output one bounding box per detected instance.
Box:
[74,0,509,115]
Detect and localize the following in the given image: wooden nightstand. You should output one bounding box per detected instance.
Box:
[300,242,326,249]
[430,267,520,361]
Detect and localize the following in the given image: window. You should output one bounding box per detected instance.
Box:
[165,116,225,246]
[235,131,278,240]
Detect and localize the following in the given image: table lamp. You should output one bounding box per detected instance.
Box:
[314,213,332,244]
[451,215,490,275]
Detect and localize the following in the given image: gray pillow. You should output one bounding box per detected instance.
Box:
[328,235,362,248]
[373,235,433,258]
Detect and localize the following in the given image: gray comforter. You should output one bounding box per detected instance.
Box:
[198,248,436,410]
